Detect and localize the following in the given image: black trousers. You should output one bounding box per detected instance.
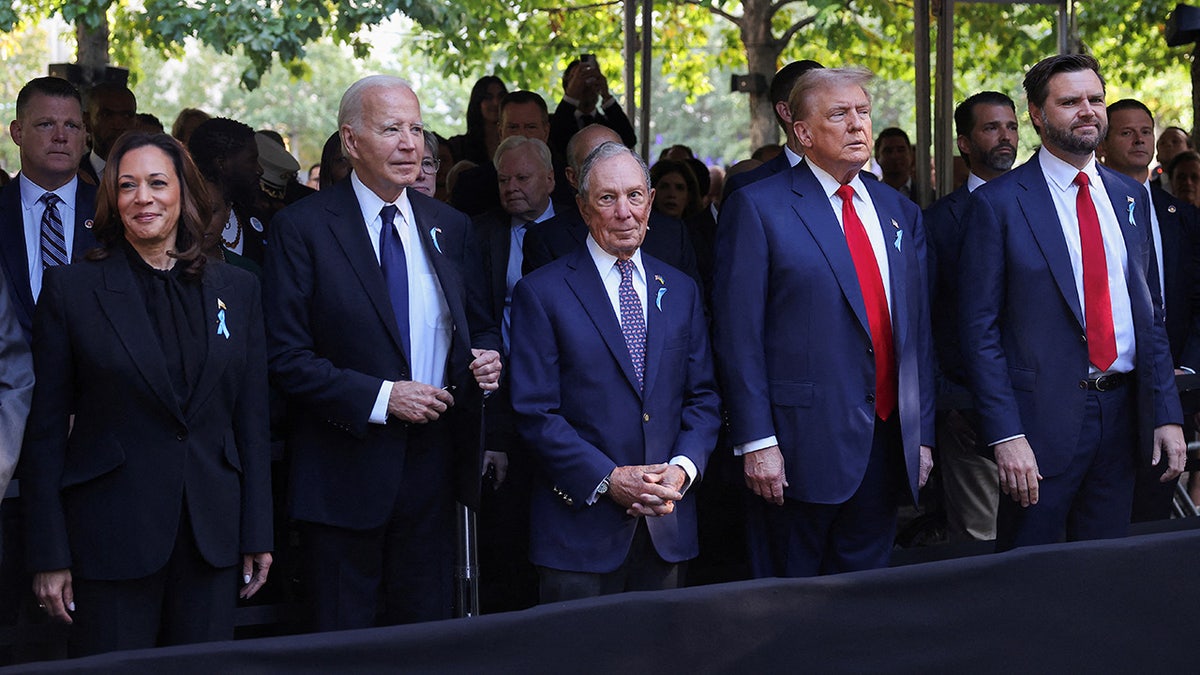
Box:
[537,519,683,603]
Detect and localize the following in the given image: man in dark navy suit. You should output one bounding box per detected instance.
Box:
[0,77,99,342]
[960,55,1185,550]
[715,67,935,577]
[924,91,1019,541]
[1100,97,1200,522]
[722,59,823,200]
[265,75,502,629]
[510,141,719,601]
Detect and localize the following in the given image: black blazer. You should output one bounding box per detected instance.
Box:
[1150,185,1200,370]
[924,183,972,402]
[21,255,272,580]
[0,176,99,341]
[265,180,496,522]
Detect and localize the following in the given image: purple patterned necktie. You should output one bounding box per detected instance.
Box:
[616,258,645,389]
[39,192,67,268]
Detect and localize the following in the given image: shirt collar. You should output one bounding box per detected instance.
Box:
[19,173,78,211]
[966,172,988,193]
[351,170,411,222]
[783,145,804,167]
[1039,146,1099,193]
[586,233,644,278]
[804,158,870,202]
[510,201,556,229]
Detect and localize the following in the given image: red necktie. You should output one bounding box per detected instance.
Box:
[1074,172,1117,371]
[836,184,896,420]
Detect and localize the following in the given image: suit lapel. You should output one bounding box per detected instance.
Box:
[1100,165,1148,280]
[642,260,668,399]
[1016,156,1085,328]
[324,181,409,359]
[790,162,872,338]
[72,181,98,257]
[0,180,34,322]
[1152,189,1178,303]
[188,267,230,415]
[488,214,511,319]
[411,194,469,361]
[867,181,909,352]
[94,254,186,424]
[564,246,642,396]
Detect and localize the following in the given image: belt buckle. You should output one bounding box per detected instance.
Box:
[1094,373,1117,391]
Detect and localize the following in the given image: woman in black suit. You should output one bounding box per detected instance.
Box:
[22,132,273,656]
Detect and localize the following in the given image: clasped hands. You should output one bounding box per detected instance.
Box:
[607,463,686,517]
[386,349,501,423]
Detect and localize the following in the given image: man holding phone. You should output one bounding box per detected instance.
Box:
[548,55,637,160]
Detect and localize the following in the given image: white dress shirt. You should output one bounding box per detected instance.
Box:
[20,174,79,301]
[350,172,452,424]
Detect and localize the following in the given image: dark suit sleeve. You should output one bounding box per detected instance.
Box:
[958,191,1024,445]
[711,189,775,445]
[264,208,384,439]
[233,277,273,553]
[509,278,615,504]
[1178,205,1200,370]
[912,209,937,447]
[0,269,32,500]
[522,222,555,275]
[21,269,74,572]
[672,278,722,476]
[548,100,580,160]
[599,100,637,148]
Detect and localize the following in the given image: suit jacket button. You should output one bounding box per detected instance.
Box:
[1078,380,1087,389]
[1080,334,1087,343]
[866,394,876,404]
[643,413,650,422]
[176,430,187,441]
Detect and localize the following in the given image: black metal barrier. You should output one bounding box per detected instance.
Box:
[5,522,1200,674]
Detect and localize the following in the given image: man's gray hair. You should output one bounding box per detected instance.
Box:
[338,75,413,133]
[493,135,553,172]
[788,67,874,123]
[577,141,650,199]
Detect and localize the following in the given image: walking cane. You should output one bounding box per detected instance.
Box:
[454,392,487,618]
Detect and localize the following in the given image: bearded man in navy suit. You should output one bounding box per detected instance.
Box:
[714,67,935,577]
[959,55,1185,550]
[510,141,720,601]
[265,75,502,629]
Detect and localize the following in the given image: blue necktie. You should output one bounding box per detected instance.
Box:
[617,258,646,390]
[379,205,410,359]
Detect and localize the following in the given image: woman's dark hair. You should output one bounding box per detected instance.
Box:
[188,117,256,189]
[466,76,506,141]
[88,132,214,279]
[319,131,350,189]
[650,159,702,219]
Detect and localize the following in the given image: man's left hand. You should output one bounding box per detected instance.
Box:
[1152,424,1187,482]
[627,464,687,517]
[470,349,502,391]
[919,445,934,488]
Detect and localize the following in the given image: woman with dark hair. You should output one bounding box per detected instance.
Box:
[447,75,507,165]
[23,132,273,657]
[188,118,267,265]
[650,159,702,220]
[318,130,351,190]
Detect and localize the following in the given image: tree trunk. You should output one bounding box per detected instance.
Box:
[741,0,783,151]
[76,15,110,87]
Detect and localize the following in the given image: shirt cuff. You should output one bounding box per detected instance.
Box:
[670,456,698,495]
[601,96,617,109]
[370,381,393,425]
[562,94,581,108]
[733,436,778,456]
[989,433,1025,446]
[1178,366,1196,375]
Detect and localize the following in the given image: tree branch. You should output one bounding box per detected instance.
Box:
[682,0,742,27]
[776,12,820,51]
[532,1,624,10]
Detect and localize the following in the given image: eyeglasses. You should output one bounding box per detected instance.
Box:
[421,158,441,175]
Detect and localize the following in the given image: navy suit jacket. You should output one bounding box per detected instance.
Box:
[548,99,637,159]
[0,176,98,341]
[722,152,791,202]
[22,255,272,579]
[714,161,935,505]
[1149,185,1200,369]
[924,183,973,403]
[265,179,494,523]
[510,246,720,573]
[959,155,1182,477]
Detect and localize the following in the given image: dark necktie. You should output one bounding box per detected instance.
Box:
[616,258,646,390]
[40,192,68,268]
[1074,172,1117,371]
[836,184,896,420]
[379,205,410,357]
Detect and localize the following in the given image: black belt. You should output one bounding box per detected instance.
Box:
[1079,371,1132,391]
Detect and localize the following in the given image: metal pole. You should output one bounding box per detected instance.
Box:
[625,0,637,125]
[935,0,956,200]
[915,0,932,207]
[639,0,652,161]
[453,394,487,618]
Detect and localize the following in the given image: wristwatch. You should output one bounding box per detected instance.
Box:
[597,472,612,496]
